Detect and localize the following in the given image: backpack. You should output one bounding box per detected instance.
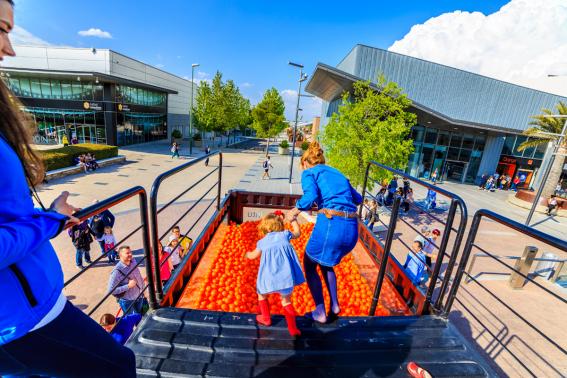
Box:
[263,160,268,169]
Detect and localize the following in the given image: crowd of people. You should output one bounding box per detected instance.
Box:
[478,172,520,192]
[74,153,99,173]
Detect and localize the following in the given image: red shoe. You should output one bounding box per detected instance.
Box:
[256,299,271,326]
[283,304,301,337]
[407,362,432,378]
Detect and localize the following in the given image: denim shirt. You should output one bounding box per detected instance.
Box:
[296,165,362,212]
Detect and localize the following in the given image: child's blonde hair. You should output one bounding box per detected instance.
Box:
[258,213,285,235]
[104,226,112,234]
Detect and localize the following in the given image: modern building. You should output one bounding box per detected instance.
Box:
[306,44,567,187]
[0,45,196,146]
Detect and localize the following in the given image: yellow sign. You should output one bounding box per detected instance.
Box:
[118,103,123,111]
[83,101,90,110]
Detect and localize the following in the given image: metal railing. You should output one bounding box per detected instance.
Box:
[63,186,157,329]
[149,151,222,301]
[360,161,468,316]
[465,252,567,284]
[443,209,567,373]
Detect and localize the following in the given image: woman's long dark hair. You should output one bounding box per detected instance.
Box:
[0,79,45,185]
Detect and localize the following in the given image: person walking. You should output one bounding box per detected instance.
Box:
[286,142,362,324]
[262,155,274,180]
[108,246,148,315]
[0,2,135,375]
[204,145,211,167]
[170,141,180,159]
[367,199,379,231]
[69,220,94,269]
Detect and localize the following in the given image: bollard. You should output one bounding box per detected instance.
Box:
[508,246,538,289]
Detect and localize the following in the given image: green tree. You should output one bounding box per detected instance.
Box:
[321,77,416,188]
[517,101,567,199]
[251,88,286,155]
[194,71,251,146]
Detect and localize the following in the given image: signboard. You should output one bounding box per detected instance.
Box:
[242,207,288,222]
[500,156,517,164]
[83,101,102,111]
[117,103,131,112]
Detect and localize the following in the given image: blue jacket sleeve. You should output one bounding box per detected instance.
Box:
[296,170,319,211]
[350,183,363,205]
[0,210,67,270]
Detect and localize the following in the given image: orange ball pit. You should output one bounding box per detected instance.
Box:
[178,221,408,317]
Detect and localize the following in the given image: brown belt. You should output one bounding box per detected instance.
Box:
[318,208,358,219]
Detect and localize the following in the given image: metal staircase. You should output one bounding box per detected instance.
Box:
[128,307,494,377]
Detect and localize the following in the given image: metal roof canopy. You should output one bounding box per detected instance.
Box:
[0,67,178,95]
[306,63,530,135]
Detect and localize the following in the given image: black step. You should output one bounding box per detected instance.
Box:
[128,308,496,377]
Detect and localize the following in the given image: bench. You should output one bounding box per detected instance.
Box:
[45,155,126,181]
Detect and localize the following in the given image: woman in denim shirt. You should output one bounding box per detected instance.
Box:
[287,142,362,323]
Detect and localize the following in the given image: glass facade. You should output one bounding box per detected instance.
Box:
[115,85,166,107]
[501,134,546,160]
[5,75,103,101]
[27,107,106,145]
[407,125,486,183]
[2,73,169,147]
[116,112,167,146]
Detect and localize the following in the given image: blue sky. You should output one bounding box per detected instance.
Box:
[12,0,510,120]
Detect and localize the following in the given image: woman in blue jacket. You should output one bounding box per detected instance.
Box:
[0,2,135,376]
[287,142,362,323]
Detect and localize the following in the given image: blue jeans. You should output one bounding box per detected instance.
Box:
[0,301,136,377]
[75,248,91,267]
[118,297,147,315]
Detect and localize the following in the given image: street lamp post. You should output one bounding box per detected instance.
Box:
[189,63,200,155]
[525,115,567,226]
[288,61,308,184]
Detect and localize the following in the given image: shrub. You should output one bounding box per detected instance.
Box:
[279,140,289,149]
[301,141,310,151]
[171,129,182,139]
[39,143,119,171]
[192,133,202,141]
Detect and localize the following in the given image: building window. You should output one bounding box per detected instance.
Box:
[30,79,42,98]
[450,133,462,148]
[502,135,515,155]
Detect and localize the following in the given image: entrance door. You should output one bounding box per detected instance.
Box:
[444,161,468,183]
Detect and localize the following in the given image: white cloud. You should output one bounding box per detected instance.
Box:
[388,0,567,86]
[155,63,165,69]
[11,25,50,46]
[280,89,322,122]
[78,28,112,39]
[241,82,253,88]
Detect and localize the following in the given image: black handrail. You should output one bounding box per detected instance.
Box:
[360,161,468,316]
[149,151,223,300]
[63,186,158,313]
[369,195,401,315]
[444,208,567,315]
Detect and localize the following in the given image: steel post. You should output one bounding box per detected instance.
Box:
[525,118,567,226]
[369,195,401,316]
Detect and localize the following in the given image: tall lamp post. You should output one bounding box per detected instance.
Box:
[525,115,567,226]
[288,61,308,184]
[189,63,200,155]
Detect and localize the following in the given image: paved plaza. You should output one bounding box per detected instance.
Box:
[39,141,566,377]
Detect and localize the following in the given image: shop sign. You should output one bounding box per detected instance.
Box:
[500,156,516,164]
[117,103,130,112]
[83,101,102,111]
